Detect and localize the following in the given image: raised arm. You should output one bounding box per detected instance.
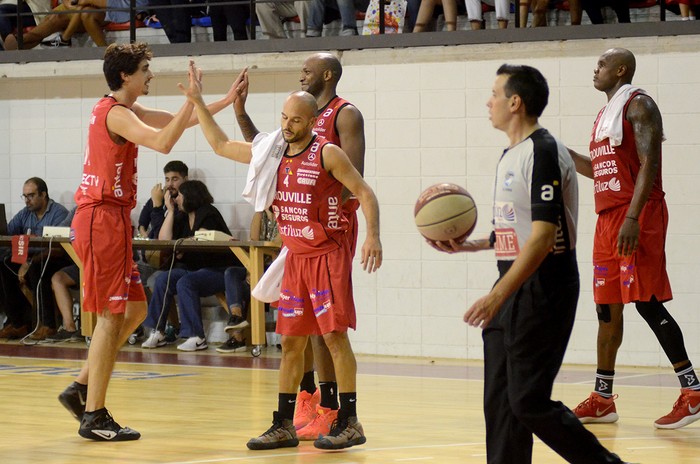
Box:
[322,144,382,273]
[567,147,594,179]
[231,68,261,142]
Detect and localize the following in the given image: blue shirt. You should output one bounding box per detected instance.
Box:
[7,199,70,236]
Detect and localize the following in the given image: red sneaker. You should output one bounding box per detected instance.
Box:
[293,389,320,430]
[297,406,338,440]
[654,388,700,429]
[573,392,619,424]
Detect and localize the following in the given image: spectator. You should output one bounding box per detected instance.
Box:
[216,265,249,353]
[208,0,249,41]
[306,0,361,36]
[255,0,311,38]
[0,177,70,340]
[678,0,698,19]
[413,0,458,31]
[581,0,629,24]
[140,179,242,352]
[465,0,510,28]
[147,0,193,43]
[0,0,51,48]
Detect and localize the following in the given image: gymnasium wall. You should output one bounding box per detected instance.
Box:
[1,35,699,367]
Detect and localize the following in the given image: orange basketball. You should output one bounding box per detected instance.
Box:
[414,183,477,242]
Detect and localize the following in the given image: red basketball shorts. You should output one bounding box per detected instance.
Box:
[592,201,673,304]
[71,205,146,314]
[276,241,356,336]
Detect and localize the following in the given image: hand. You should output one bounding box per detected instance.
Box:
[151,183,164,206]
[360,235,382,273]
[617,217,640,257]
[464,292,504,329]
[164,189,175,212]
[427,237,486,254]
[225,67,248,106]
[178,60,203,104]
[232,68,249,115]
[18,262,30,284]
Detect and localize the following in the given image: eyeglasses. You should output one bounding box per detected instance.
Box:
[20,192,38,201]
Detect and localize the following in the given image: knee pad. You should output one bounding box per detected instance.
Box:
[596,304,611,323]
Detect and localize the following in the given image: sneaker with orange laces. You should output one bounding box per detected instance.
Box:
[573,392,619,424]
[293,389,320,430]
[654,388,700,429]
[297,406,338,440]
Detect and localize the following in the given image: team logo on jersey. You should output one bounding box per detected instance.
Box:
[301,226,315,240]
[307,152,316,161]
[316,119,325,127]
[493,202,517,223]
[595,278,606,287]
[297,168,319,186]
[494,228,519,258]
[594,177,621,194]
[504,172,515,187]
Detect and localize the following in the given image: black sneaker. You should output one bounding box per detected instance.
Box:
[247,411,299,450]
[46,328,81,342]
[216,337,247,353]
[58,382,87,422]
[313,415,366,450]
[41,34,70,47]
[225,314,249,332]
[78,408,140,441]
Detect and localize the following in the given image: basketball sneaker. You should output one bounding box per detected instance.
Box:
[293,389,320,430]
[573,392,619,424]
[297,406,338,440]
[141,330,166,349]
[313,415,366,450]
[58,381,87,422]
[78,408,140,441]
[177,336,208,351]
[654,388,700,429]
[246,411,299,450]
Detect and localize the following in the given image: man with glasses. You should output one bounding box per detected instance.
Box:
[0,177,70,340]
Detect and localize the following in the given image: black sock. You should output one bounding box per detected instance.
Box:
[675,362,700,390]
[278,393,297,420]
[595,369,615,398]
[299,370,316,395]
[339,392,357,419]
[319,381,339,410]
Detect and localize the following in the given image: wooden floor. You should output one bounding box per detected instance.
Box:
[1,341,699,463]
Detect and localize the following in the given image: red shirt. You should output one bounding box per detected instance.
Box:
[75,96,139,209]
[313,96,351,145]
[590,92,665,214]
[272,135,349,257]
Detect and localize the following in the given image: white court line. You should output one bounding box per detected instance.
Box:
[163,435,696,464]
[394,457,434,461]
[626,446,668,450]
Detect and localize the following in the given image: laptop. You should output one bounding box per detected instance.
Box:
[0,204,7,235]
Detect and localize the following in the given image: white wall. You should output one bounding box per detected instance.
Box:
[2,36,700,366]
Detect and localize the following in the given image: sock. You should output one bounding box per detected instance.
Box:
[675,363,700,390]
[594,369,615,398]
[278,393,297,420]
[299,370,316,395]
[339,392,357,419]
[319,381,339,410]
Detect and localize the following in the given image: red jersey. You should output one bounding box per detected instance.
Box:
[75,96,139,209]
[314,96,351,145]
[590,92,665,214]
[272,135,349,257]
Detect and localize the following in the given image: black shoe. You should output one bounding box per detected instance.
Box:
[225,314,249,332]
[313,415,366,450]
[247,411,298,450]
[58,382,87,422]
[46,328,81,342]
[78,408,140,441]
[41,34,70,47]
[216,337,247,353]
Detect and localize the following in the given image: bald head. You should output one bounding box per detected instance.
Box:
[602,48,636,83]
[307,53,343,82]
[281,91,318,143]
[285,91,318,118]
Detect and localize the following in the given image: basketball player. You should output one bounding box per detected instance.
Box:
[232,52,366,439]
[567,48,700,429]
[431,65,627,463]
[57,43,238,441]
[189,88,381,450]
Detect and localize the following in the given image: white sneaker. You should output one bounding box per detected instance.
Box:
[141,330,166,349]
[177,336,208,352]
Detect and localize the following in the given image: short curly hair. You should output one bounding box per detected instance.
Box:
[103,42,153,91]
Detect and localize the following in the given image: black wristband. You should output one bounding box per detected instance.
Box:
[488,230,496,248]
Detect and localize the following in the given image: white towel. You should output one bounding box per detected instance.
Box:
[251,246,288,303]
[241,129,287,212]
[594,84,648,147]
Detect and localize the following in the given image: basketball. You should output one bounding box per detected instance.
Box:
[414,183,477,242]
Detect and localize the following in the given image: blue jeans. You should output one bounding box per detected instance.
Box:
[145,267,226,338]
[224,266,250,318]
[307,0,358,32]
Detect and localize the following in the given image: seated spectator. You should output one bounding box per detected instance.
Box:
[0,177,70,340]
[56,0,149,48]
[306,0,362,36]
[208,0,249,41]
[255,0,311,38]
[140,180,242,352]
[465,0,510,28]
[216,265,250,353]
[147,0,193,43]
[580,0,628,24]
[413,0,458,31]
[0,0,50,48]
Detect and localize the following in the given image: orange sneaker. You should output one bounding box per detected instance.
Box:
[573,392,619,424]
[293,389,320,430]
[654,388,700,429]
[297,406,338,441]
